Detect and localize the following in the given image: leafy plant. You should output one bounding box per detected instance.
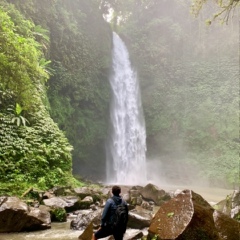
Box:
[38,58,54,75]
[9,103,29,127]
[51,207,67,222]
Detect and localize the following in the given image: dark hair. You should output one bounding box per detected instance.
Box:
[112,185,121,196]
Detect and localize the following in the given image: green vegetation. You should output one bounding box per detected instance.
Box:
[51,207,67,222]
[0,0,238,191]
[8,0,113,179]
[0,1,76,193]
[0,0,112,195]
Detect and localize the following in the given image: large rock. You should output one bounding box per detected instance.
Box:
[214,190,240,220]
[51,186,74,196]
[148,189,220,240]
[125,229,144,240]
[74,187,102,202]
[0,196,51,232]
[71,209,102,230]
[140,183,170,206]
[79,196,94,209]
[129,189,143,206]
[128,210,152,229]
[78,221,93,240]
[43,196,80,212]
[213,210,240,240]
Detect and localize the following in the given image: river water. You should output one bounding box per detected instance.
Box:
[0,222,82,240]
[0,222,148,240]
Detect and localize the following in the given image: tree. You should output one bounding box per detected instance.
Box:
[191,0,240,23]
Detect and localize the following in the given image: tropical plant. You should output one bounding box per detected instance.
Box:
[7,103,29,127]
[51,207,67,222]
[0,1,76,192]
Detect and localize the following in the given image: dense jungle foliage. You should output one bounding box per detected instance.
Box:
[0,0,239,193]
[0,0,75,193]
[6,0,113,179]
[0,0,112,194]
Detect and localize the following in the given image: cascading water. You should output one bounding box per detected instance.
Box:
[106,32,147,185]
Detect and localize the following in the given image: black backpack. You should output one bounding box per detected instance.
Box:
[111,197,128,233]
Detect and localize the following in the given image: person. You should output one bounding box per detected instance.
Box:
[92,185,128,240]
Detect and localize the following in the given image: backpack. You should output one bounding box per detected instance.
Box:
[111,197,128,233]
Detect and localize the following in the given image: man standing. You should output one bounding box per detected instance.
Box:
[92,185,128,240]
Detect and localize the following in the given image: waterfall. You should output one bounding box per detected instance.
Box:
[106,32,147,185]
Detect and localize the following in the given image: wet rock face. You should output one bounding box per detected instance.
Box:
[140,183,170,206]
[70,209,102,230]
[74,187,102,202]
[129,189,143,206]
[43,196,81,212]
[0,197,51,232]
[128,210,152,229]
[79,196,94,209]
[78,221,93,240]
[148,190,220,240]
[213,210,240,240]
[215,190,240,220]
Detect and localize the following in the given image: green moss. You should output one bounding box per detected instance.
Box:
[51,207,67,222]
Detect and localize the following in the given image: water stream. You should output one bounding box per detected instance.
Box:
[0,222,82,240]
[106,32,147,185]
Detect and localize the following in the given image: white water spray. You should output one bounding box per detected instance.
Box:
[106,32,147,185]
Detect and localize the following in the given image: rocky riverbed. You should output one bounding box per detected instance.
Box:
[0,183,239,240]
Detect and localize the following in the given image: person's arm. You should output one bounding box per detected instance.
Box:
[101,199,112,227]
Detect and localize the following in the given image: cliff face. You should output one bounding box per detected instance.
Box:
[12,0,113,179]
[0,0,113,188]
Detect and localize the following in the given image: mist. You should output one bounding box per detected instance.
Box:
[98,0,238,191]
[39,0,238,191]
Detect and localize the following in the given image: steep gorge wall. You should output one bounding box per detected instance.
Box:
[3,0,113,182]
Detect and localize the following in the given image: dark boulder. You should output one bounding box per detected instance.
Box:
[79,196,94,209]
[71,209,102,230]
[214,190,240,220]
[213,210,240,240]
[148,189,220,240]
[43,196,80,212]
[0,196,51,233]
[140,183,170,206]
[128,209,152,229]
[129,189,143,206]
[74,187,102,202]
[78,221,93,240]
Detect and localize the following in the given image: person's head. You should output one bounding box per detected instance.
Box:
[112,185,121,196]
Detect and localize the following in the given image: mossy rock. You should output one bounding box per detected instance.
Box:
[50,207,67,222]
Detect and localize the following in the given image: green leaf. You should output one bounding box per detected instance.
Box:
[15,103,22,115]
[167,212,174,217]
